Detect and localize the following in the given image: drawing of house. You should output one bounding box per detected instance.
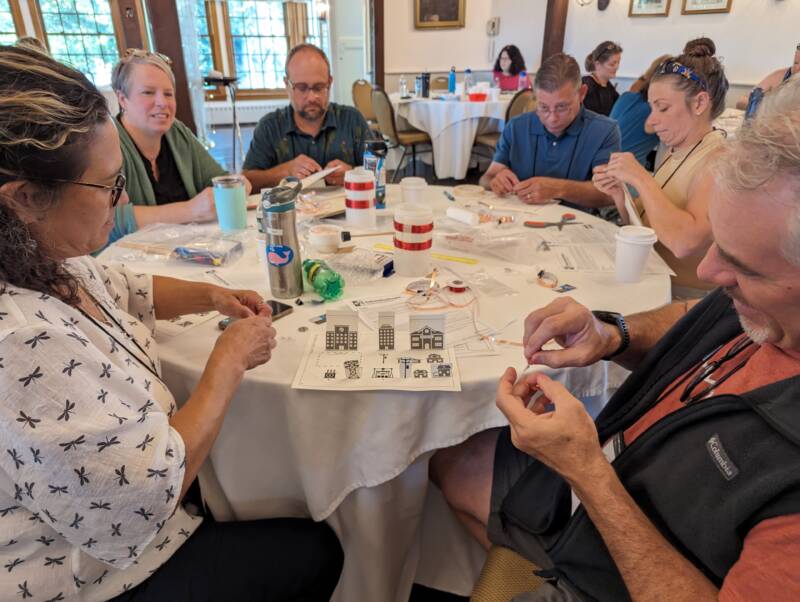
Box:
[325,308,359,351]
[427,353,444,364]
[378,311,395,350]
[409,314,446,350]
[433,363,452,378]
[414,369,429,378]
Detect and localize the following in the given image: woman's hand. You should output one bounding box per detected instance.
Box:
[605,152,649,189]
[592,165,626,219]
[209,287,272,319]
[186,187,217,222]
[240,175,253,195]
[214,315,277,371]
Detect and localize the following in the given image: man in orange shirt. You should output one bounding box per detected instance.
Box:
[431,78,800,601]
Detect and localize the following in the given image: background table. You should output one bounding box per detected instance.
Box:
[103,185,671,600]
[392,94,511,180]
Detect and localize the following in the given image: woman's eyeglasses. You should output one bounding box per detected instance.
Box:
[21,173,126,208]
[123,48,173,66]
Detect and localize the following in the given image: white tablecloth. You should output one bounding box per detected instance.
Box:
[392,94,511,180]
[102,185,671,601]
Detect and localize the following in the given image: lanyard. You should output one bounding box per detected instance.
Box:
[654,128,722,190]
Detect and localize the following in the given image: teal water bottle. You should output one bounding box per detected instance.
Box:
[448,66,456,94]
[518,70,528,91]
[303,259,345,301]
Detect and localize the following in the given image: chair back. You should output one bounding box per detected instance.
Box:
[352,79,377,122]
[506,89,536,122]
[371,87,399,145]
[431,76,449,91]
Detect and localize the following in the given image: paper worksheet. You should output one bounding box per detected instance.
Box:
[538,244,674,275]
[291,333,462,391]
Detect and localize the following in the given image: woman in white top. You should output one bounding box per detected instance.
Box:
[593,38,729,296]
[0,45,342,601]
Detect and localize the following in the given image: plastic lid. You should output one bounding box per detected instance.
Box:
[616,225,657,243]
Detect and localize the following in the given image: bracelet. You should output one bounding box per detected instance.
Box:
[592,311,630,360]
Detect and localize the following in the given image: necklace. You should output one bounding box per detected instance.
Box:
[76,291,161,381]
[653,128,721,190]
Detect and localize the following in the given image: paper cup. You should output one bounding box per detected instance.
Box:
[344,167,376,229]
[212,175,247,233]
[394,203,434,277]
[308,224,342,253]
[615,226,658,283]
[400,177,427,204]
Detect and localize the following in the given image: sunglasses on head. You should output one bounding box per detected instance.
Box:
[657,60,708,91]
[123,48,173,66]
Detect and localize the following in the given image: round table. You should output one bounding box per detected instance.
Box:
[392,93,511,180]
[101,185,671,601]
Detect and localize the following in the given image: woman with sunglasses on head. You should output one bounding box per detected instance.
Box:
[109,50,251,244]
[593,38,729,298]
[583,41,622,116]
[0,45,342,601]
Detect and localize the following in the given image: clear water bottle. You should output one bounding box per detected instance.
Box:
[464,68,473,95]
[448,66,456,94]
[518,70,528,91]
[399,74,409,98]
[261,178,303,299]
[363,139,388,208]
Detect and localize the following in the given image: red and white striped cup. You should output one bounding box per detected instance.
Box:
[394,203,434,276]
[344,167,376,229]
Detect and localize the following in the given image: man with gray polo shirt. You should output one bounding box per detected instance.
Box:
[480,53,620,210]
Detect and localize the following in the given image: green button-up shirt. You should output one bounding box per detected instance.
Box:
[243,102,371,171]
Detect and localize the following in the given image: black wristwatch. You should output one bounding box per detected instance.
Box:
[592,311,630,360]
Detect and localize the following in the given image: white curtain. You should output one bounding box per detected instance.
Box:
[175,0,209,143]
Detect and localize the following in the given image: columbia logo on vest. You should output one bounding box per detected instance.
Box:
[706,434,739,481]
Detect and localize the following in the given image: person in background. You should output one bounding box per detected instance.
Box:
[609,54,670,169]
[109,50,249,244]
[492,44,528,92]
[0,44,342,602]
[594,39,729,297]
[736,43,800,113]
[583,41,622,116]
[243,44,371,191]
[480,53,619,211]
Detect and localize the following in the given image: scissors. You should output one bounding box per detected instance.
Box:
[523,213,580,231]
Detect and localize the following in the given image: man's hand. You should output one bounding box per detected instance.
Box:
[523,297,621,367]
[489,168,520,196]
[287,154,322,179]
[323,159,351,187]
[513,177,564,204]
[496,369,607,483]
[208,287,273,320]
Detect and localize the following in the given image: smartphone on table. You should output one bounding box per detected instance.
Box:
[218,299,293,330]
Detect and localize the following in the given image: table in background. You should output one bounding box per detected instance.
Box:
[102,185,671,601]
[392,94,511,180]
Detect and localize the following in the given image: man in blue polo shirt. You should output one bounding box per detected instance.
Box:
[480,53,620,210]
[243,44,371,191]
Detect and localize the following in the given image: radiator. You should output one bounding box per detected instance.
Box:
[205,100,288,126]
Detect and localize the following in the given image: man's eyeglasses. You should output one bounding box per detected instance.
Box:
[286,79,330,95]
[23,172,126,208]
[537,103,573,117]
[124,48,173,66]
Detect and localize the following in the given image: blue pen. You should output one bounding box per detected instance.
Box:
[443,190,455,201]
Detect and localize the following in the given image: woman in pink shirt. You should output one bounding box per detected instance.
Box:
[492,44,528,91]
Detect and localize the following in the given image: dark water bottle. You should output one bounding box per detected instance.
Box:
[421,72,431,98]
[363,139,388,208]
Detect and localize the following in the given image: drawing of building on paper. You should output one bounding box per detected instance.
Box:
[433,363,452,378]
[378,312,395,350]
[409,314,446,350]
[325,308,359,351]
[414,369,429,378]
[372,367,393,379]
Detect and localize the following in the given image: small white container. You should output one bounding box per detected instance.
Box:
[615,226,658,283]
[308,224,342,253]
[344,167,376,229]
[394,203,434,277]
[400,177,428,204]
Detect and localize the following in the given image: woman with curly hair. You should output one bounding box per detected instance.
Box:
[492,44,528,91]
[0,44,342,601]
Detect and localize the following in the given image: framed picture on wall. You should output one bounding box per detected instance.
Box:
[629,0,671,17]
[414,0,466,29]
[681,0,732,14]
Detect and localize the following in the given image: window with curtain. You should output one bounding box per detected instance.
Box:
[0,0,25,45]
[200,0,330,100]
[35,0,122,87]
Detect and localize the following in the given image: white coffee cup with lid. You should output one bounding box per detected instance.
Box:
[615,226,658,283]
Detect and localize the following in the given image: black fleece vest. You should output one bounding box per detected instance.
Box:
[498,289,800,601]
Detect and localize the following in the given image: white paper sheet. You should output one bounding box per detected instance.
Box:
[538,244,674,275]
[291,333,462,391]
